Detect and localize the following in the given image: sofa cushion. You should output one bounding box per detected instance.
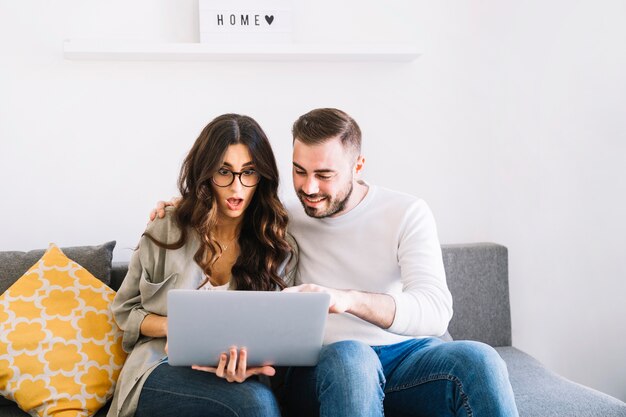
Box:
[496,346,626,417]
[0,241,116,295]
[0,244,127,417]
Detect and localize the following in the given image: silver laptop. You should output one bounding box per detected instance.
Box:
[167,289,330,367]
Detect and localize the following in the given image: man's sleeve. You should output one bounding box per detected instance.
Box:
[386,199,453,337]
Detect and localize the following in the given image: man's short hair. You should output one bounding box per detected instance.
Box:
[292,108,362,155]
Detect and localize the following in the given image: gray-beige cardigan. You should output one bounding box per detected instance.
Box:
[107,208,297,417]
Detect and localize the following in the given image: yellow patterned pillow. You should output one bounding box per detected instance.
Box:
[0,243,127,416]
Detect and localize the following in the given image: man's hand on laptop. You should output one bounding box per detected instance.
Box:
[191,346,275,383]
[283,283,351,314]
[149,197,181,221]
[283,283,396,329]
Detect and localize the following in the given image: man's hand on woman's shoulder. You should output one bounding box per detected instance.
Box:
[149,197,181,222]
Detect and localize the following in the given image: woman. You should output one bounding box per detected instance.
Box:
[107,114,296,417]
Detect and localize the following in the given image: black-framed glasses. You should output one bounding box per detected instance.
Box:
[211,168,261,187]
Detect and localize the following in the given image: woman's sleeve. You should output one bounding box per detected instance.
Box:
[111,238,151,353]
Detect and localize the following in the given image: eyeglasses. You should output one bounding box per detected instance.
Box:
[211,168,261,187]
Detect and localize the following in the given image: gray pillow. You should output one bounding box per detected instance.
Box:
[0,241,116,295]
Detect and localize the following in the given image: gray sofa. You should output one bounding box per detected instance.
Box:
[442,243,625,417]
[1,242,625,416]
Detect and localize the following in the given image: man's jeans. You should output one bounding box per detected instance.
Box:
[284,338,519,417]
[135,362,281,417]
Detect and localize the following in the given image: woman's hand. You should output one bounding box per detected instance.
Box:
[191,346,275,383]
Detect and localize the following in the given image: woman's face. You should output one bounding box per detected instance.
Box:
[211,144,259,221]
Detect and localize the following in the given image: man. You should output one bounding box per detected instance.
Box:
[153,108,519,416]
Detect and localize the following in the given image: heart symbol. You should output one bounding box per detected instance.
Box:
[265,15,274,25]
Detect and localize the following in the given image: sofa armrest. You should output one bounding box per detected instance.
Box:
[442,243,512,346]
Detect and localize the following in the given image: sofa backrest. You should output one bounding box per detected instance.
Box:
[110,263,128,292]
[110,242,513,347]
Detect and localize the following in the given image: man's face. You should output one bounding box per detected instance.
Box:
[292,137,357,218]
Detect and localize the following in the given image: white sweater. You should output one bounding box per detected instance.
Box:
[285,184,453,346]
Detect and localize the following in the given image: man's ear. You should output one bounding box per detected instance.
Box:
[354,155,366,175]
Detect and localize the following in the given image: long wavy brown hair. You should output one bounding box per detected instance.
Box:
[144,114,292,291]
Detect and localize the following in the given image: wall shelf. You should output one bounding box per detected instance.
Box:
[63,40,420,62]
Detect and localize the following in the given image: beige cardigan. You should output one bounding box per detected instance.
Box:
[107,208,297,417]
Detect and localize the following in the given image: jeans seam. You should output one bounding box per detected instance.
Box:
[142,386,240,417]
[384,373,473,417]
[380,380,386,416]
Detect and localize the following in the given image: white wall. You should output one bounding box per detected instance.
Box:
[489,0,626,402]
[1,0,624,402]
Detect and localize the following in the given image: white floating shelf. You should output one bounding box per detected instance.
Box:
[63,40,420,62]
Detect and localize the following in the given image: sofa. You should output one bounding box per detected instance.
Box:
[1,242,625,416]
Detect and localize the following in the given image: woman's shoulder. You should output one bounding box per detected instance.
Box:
[143,206,183,244]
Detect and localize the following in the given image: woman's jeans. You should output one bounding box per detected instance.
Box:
[135,362,281,417]
[284,338,519,417]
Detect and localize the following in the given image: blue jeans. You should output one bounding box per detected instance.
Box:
[135,362,281,417]
[284,338,519,417]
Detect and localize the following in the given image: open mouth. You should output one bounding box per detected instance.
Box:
[226,198,244,211]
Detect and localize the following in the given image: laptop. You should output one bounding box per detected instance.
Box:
[167,289,330,367]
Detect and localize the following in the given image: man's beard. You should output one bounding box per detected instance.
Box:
[298,182,354,219]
